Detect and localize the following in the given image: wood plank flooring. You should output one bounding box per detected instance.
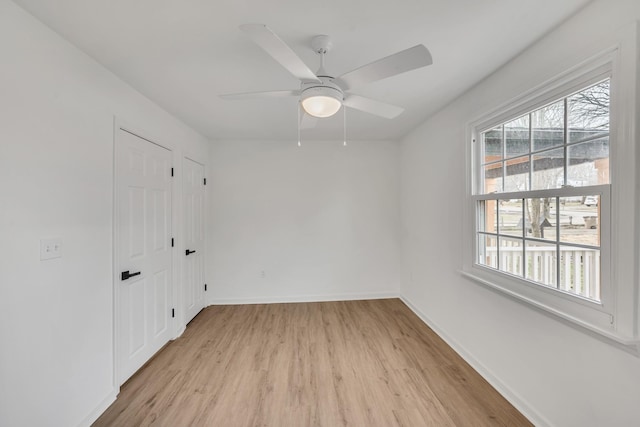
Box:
[93,299,532,426]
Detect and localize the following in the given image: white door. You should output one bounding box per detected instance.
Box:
[183,157,205,323]
[116,128,173,385]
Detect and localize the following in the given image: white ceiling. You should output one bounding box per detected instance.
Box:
[14,0,591,141]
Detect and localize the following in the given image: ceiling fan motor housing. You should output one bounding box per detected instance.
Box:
[300,77,344,118]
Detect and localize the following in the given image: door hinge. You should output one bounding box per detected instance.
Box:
[204,283,207,291]
[171,167,174,177]
[171,308,175,318]
[203,178,207,185]
[171,237,174,247]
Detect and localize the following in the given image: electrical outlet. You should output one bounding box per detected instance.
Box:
[40,238,62,261]
[260,270,266,279]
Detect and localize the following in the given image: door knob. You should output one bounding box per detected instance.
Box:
[185,249,196,256]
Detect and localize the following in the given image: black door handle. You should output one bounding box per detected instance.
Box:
[185,249,196,256]
[121,270,141,281]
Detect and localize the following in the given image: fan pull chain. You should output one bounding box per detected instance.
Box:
[297,102,301,147]
[343,105,347,147]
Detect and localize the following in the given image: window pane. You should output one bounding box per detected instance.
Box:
[505,115,530,158]
[499,199,523,237]
[483,163,503,193]
[473,79,607,305]
[525,240,557,287]
[478,234,497,268]
[568,80,609,144]
[567,138,609,186]
[478,200,497,233]
[483,126,503,163]
[559,196,599,246]
[532,101,564,152]
[504,156,530,192]
[524,198,556,241]
[532,148,564,190]
[560,246,600,301]
[499,236,523,277]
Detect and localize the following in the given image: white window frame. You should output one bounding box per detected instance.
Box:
[462,41,639,347]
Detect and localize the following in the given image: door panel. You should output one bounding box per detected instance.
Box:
[127,277,146,355]
[152,270,168,336]
[117,128,173,385]
[183,158,205,324]
[129,187,145,258]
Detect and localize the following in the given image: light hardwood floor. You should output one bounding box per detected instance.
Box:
[93,299,532,426]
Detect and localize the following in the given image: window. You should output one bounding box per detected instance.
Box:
[463,45,639,346]
[476,79,609,302]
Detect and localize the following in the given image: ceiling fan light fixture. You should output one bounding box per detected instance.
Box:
[301,86,343,118]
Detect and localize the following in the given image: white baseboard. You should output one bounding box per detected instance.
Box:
[399,295,551,427]
[208,291,399,306]
[77,388,117,427]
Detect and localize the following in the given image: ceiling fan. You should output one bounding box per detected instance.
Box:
[221,24,433,128]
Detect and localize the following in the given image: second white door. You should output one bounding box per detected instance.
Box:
[183,157,205,324]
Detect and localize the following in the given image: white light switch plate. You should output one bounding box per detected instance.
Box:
[40,238,62,260]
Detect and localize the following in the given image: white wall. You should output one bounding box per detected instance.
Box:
[0,1,209,426]
[400,1,640,426]
[208,140,401,303]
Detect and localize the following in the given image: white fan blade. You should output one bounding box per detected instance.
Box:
[336,45,432,90]
[220,90,299,100]
[240,24,321,83]
[343,95,404,119]
[300,112,318,129]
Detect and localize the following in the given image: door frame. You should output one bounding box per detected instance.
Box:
[112,118,176,388]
